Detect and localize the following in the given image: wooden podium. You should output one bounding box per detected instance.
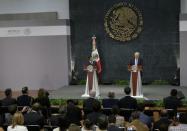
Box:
[85,65,95,92]
[82,64,99,97]
[128,65,142,96]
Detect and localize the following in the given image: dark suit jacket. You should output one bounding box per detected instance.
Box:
[1,97,17,106]
[83,97,99,115]
[65,105,82,125]
[163,96,181,110]
[108,125,123,131]
[129,58,143,77]
[24,111,44,127]
[118,96,137,109]
[102,98,119,108]
[153,117,171,131]
[17,95,33,107]
[50,114,65,126]
[34,97,50,108]
[129,58,143,66]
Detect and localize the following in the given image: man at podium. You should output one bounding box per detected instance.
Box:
[128,52,143,97]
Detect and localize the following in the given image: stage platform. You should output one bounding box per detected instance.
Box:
[0,85,186,100]
[49,85,187,100]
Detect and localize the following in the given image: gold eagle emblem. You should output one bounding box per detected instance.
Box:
[104,3,143,42]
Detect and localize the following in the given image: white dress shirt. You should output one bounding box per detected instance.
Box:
[7,125,28,131]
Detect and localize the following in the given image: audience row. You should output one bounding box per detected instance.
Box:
[0,86,185,131]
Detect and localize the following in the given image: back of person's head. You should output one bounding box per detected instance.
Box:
[179,113,187,124]
[21,86,28,94]
[67,99,75,106]
[160,109,168,117]
[90,91,96,98]
[46,91,49,97]
[8,104,17,115]
[5,88,12,97]
[124,87,131,95]
[108,115,116,124]
[131,111,140,120]
[73,99,79,105]
[11,112,24,128]
[58,116,70,130]
[32,102,41,112]
[93,100,101,112]
[170,89,177,97]
[68,124,81,131]
[111,105,120,115]
[97,115,108,130]
[108,91,115,99]
[83,119,93,130]
[38,88,46,98]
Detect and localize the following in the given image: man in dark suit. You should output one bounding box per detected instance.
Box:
[118,87,137,109]
[1,88,17,106]
[128,52,143,96]
[65,99,82,126]
[163,89,182,111]
[128,52,143,77]
[86,99,103,125]
[17,86,34,107]
[102,91,118,108]
[83,91,100,115]
[24,103,45,128]
[153,109,172,131]
[129,52,143,69]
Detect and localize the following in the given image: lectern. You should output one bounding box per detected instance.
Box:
[128,65,143,97]
[82,64,99,97]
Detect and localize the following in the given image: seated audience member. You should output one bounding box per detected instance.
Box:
[1,88,17,106]
[96,115,108,131]
[153,109,172,131]
[86,100,103,125]
[17,87,33,107]
[108,115,123,131]
[111,106,125,127]
[5,104,17,125]
[23,103,44,128]
[68,124,81,131]
[127,111,149,131]
[102,91,118,108]
[81,119,93,131]
[163,89,181,111]
[168,113,187,131]
[53,116,70,131]
[118,87,137,109]
[50,105,66,126]
[65,99,82,126]
[83,91,100,115]
[7,112,28,131]
[137,103,152,128]
[35,88,51,118]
